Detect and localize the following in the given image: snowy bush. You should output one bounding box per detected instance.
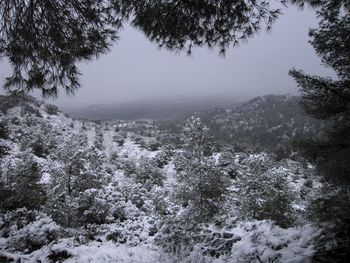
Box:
[226,221,319,263]
[236,169,294,227]
[20,103,41,117]
[158,219,320,263]
[30,136,49,158]
[77,189,110,225]
[114,158,136,176]
[113,134,125,146]
[176,160,230,221]
[121,182,150,210]
[131,134,144,144]
[153,150,172,168]
[135,159,165,190]
[45,104,59,115]
[157,215,201,256]
[0,209,61,253]
[218,151,238,179]
[94,127,104,150]
[146,139,161,151]
[0,154,46,211]
[173,152,192,172]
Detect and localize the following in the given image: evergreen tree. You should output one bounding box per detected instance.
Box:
[0,153,46,210]
[182,115,215,158]
[290,5,350,185]
[236,167,294,227]
[289,3,350,261]
[176,116,229,221]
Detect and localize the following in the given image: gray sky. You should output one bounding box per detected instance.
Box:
[0,5,335,107]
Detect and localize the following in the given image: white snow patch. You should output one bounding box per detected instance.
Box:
[86,126,96,147]
[63,241,164,263]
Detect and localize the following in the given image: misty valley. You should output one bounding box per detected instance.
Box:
[0,94,339,262]
[0,0,349,261]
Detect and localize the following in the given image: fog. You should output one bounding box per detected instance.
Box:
[0,6,336,108]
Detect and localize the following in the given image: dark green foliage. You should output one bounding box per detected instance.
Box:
[131,0,280,55]
[115,158,136,176]
[20,103,42,117]
[0,144,9,158]
[146,140,161,151]
[0,121,9,139]
[47,250,72,262]
[156,216,200,255]
[94,127,105,150]
[45,104,59,115]
[77,189,109,225]
[0,94,21,114]
[157,215,236,258]
[135,159,165,190]
[236,170,294,227]
[131,134,144,144]
[0,0,122,97]
[289,5,350,260]
[176,160,229,221]
[0,254,14,262]
[183,116,215,157]
[0,154,46,210]
[289,8,350,184]
[218,151,238,179]
[175,117,230,221]
[31,136,49,158]
[153,148,173,168]
[308,188,350,263]
[113,134,125,146]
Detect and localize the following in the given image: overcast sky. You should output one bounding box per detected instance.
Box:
[0,5,335,107]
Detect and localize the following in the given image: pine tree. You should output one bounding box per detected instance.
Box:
[176,116,229,221]
[0,153,46,210]
[289,5,350,185]
[289,3,350,261]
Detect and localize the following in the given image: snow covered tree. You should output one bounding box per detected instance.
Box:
[46,132,105,227]
[176,159,229,221]
[0,153,46,211]
[135,158,165,190]
[236,167,294,227]
[182,116,215,158]
[113,134,125,146]
[94,125,105,151]
[175,117,229,221]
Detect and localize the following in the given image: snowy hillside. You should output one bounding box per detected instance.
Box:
[0,95,330,262]
[201,95,323,158]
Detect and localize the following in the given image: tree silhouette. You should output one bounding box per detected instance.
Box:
[290,5,350,184]
[0,0,282,96]
[290,4,350,261]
